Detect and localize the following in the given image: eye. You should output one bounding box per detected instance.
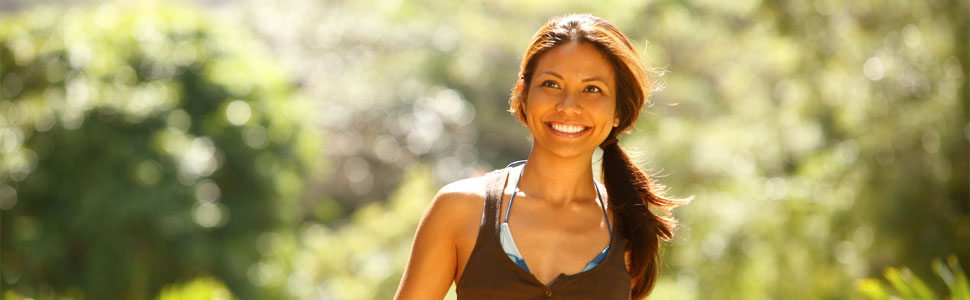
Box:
[584,85,602,94]
[540,80,560,89]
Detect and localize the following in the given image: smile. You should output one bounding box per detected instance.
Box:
[546,121,591,136]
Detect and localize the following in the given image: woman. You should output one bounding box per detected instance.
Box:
[395,14,688,300]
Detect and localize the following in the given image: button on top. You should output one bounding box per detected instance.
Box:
[545,290,553,297]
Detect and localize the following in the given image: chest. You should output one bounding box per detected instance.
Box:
[455,192,614,286]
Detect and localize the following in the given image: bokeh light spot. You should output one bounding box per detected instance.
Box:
[195,179,221,203]
[192,202,229,228]
[135,160,162,186]
[0,185,17,210]
[863,57,885,81]
[243,125,269,149]
[226,100,252,126]
[166,110,191,134]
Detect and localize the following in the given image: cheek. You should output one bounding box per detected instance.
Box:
[600,98,618,122]
[524,91,550,114]
[522,91,543,125]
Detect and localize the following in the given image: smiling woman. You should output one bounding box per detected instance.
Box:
[394,14,689,300]
[520,41,619,158]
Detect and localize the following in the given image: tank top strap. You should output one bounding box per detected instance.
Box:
[480,167,509,238]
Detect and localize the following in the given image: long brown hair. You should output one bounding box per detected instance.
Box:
[508,14,689,299]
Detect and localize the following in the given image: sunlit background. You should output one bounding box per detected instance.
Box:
[1,0,967,299]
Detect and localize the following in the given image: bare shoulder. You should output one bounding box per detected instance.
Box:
[413,175,489,252]
[395,176,490,299]
[437,176,487,201]
[427,176,487,220]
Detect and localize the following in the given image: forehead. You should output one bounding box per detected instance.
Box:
[532,42,615,83]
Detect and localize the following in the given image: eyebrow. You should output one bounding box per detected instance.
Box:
[536,71,609,84]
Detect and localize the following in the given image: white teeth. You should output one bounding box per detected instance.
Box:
[550,123,586,133]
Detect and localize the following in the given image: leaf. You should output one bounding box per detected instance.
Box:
[857,278,892,300]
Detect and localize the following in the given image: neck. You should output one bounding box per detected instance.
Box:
[518,145,598,206]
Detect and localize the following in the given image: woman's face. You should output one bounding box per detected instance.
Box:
[523,41,619,158]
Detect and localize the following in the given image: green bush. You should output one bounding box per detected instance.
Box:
[0,3,320,299]
[155,277,235,300]
[858,255,970,300]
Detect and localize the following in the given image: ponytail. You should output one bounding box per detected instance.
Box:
[600,132,689,299]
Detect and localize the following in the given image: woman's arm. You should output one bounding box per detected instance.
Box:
[394,184,477,300]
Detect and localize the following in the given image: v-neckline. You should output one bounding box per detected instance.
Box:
[495,211,618,289]
[497,163,618,288]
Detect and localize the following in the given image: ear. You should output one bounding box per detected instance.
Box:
[516,79,527,110]
[613,116,620,127]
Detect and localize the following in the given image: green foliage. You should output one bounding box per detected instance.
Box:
[0,3,320,299]
[858,255,969,300]
[155,277,235,300]
[248,165,435,299]
[1,0,966,299]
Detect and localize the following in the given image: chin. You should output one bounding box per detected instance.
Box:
[533,139,598,159]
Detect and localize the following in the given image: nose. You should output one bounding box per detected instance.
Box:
[555,91,582,115]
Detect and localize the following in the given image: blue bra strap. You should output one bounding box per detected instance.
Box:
[593,183,612,237]
[506,160,527,168]
[503,160,613,238]
[504,161,526,222]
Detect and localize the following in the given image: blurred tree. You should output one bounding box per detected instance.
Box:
[230,0,517,211]
[0,0,966,299]
[0,3,321,299]
[633,0,970,297]
[249,165,436,299]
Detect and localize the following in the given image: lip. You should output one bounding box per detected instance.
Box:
[545,121,591,138]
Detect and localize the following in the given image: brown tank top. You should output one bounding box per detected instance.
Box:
[456,167,632,299]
